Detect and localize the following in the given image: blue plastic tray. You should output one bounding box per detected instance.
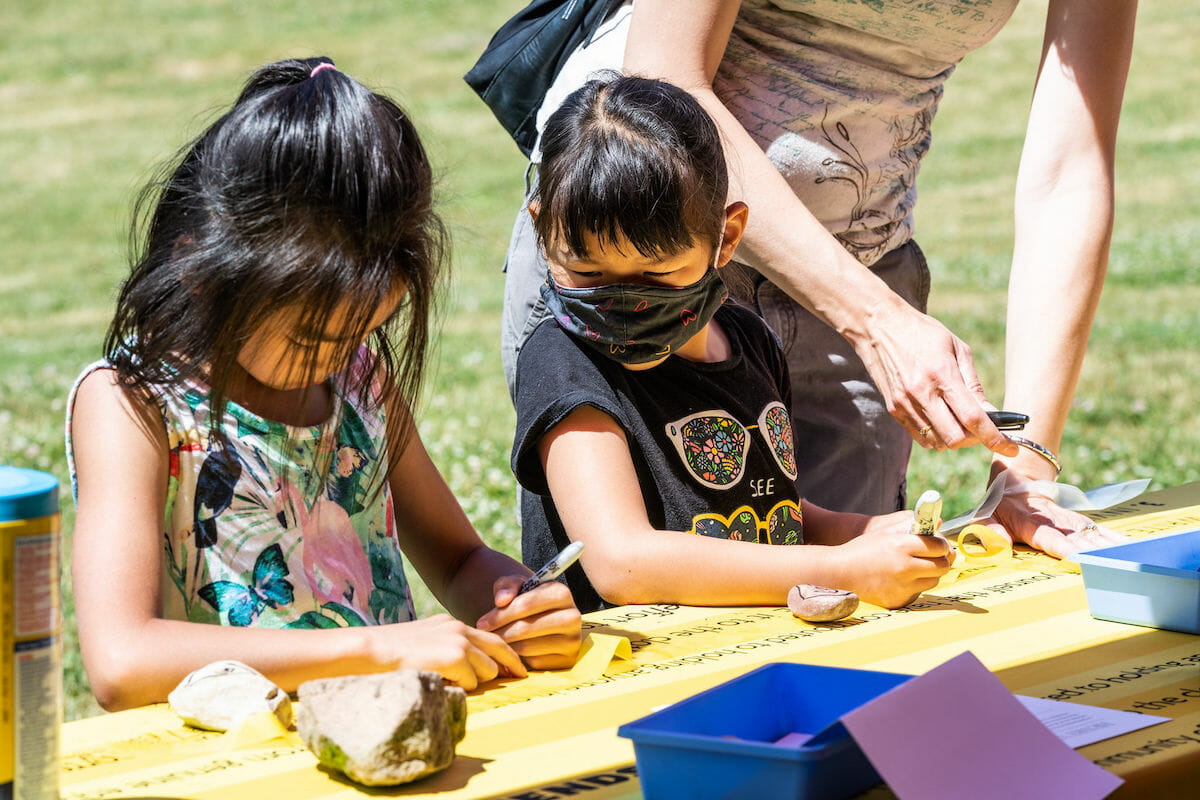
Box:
[617,663,910,800]
[1074,528,1200,634]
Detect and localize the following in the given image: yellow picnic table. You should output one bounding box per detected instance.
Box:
[61,483,1200,799]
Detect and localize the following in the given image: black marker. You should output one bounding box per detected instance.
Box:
[988,411,1029,430]
[518,541,584,595]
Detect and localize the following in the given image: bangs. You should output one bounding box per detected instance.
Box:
[541,130,711,259]
[534,75,728,261]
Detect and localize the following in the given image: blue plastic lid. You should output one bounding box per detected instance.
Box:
[0,466,60,522]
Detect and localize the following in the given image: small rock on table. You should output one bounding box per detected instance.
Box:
[168,660,293,732]
[787,584,860,622]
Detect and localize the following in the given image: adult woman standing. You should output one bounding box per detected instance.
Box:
[500,0,1136,558]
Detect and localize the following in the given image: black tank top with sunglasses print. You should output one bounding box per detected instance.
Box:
[513,301,803,612]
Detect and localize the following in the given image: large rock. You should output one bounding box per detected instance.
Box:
[168,660,293,732]
[296,670,467,786]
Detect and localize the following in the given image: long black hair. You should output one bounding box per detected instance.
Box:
[106,57,446,461]
[534,72,728,259]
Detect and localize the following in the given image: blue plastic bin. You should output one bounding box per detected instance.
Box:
[1074,528,1200,634]
[617,663,910,800]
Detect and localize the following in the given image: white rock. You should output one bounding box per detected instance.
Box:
[168,660,293,732]
[297,670,467,786]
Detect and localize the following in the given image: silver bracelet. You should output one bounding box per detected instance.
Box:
[1005,435,1062,475]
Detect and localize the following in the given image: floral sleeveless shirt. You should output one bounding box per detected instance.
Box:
[66,350,415,629]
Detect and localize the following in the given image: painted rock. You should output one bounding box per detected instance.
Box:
[168,660,293,732]
[297,669,467,786]
[787,584,860,622]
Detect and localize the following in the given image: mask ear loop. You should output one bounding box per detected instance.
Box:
[712,232,725,269]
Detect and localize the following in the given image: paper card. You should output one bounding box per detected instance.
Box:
[1017,695,1169,749]
[836,651,1123,800]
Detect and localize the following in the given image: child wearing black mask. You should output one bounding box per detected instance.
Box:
[511,74,952,613]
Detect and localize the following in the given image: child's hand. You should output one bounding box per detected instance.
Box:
[386,613,527,690]
[840,511,953,608]
[476,577,583,671]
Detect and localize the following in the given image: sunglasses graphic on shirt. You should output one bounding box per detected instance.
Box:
[664,402,798,490]
[691,500,804,545]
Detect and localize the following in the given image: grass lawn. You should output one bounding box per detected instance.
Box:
[1,1,1196,721]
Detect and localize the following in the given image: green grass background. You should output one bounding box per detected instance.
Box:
[1,1,1196,721]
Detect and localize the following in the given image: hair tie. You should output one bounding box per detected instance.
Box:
[310,62,337,78]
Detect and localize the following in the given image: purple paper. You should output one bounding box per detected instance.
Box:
[837,651,1123,800]
[773,731,813,747]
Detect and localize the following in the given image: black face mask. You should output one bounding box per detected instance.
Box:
[539,267,728,365]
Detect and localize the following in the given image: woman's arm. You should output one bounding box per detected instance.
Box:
[989,0,1137,556]
[538,406,950,610]
[623,0,1015,455]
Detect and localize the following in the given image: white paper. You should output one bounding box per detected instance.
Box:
[1017,695,1169,749]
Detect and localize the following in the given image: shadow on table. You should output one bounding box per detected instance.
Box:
[901,597,988,615]
[316,754,492,794]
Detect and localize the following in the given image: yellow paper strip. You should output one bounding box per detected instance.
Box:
[222,712,298,751]
[566,633,634,681]
[957,524,1014,565]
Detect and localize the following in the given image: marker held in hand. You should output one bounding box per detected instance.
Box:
[912,490,943,537]
[518,541,584,595]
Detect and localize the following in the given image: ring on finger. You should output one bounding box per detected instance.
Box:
[1080,520,1099,533]
[918,426,932,437]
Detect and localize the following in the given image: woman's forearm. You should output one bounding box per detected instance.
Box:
[995,0,1135,480]
[623,0,1009,452]
[624,0,904,336]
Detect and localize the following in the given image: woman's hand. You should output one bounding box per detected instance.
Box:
[838,512,953,609]
[851,298,1019,456]
[985,491,1126,560]
[382,614,527,691]
[476,576,583,670]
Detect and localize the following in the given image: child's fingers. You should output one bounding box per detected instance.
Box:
[490,574,526,609]
[477,580,576,632]
[491,607,584,645]
[442,653,488,691]
[918,554,953,574]
[910,534,952,559]
[519,651,583,672]
[474,574,538,630]
[436,642,494,691]
[467,627,526,680]
[508,633,583,660]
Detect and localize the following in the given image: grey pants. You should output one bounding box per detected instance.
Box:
[500,198,929,515]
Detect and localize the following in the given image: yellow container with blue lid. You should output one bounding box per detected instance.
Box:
[1,465,61,800]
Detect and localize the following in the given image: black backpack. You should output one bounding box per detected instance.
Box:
[464,0,624,157]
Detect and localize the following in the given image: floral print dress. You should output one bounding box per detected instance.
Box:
[66,350,415,629]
